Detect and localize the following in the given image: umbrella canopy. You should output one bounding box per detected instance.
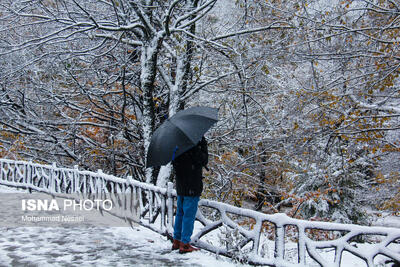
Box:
[146,106,218,168]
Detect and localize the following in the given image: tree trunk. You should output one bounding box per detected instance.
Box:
[141,37,162,184]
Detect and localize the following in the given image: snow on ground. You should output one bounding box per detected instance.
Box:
[0,226,245,267]
[0,185,246,267]
[373,214,400,229]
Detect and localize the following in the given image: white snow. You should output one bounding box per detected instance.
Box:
[0,225,247,267]
[374,215,400,229]
[0,185,246,267]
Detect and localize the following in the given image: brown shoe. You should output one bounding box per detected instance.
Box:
[172,239,181,250]
[179,242,200,254]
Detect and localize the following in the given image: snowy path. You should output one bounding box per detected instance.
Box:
[0,185,243,267]
[0,226,240,267]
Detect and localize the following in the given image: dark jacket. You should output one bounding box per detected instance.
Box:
[172,137,208,196]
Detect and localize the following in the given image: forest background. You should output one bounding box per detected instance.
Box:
[0,0,399,225]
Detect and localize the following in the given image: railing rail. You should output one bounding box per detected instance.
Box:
[0,158,399,266]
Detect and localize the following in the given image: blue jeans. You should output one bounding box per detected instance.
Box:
[173,195,200,244]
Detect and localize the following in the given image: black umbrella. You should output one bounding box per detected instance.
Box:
[146,106,218,167]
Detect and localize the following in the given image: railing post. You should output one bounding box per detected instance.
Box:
[274,224,285,260]
[51,162,57,192]
[23,162,27,184]
[96,169,103,199]
[298,226,306,265]
[167,182,174,234]
[10,162,15,183]
[252,220,262,255]
[73,165,79,194]
[0,160,3,181]
[28,160,35,185]
[27,161,32,185]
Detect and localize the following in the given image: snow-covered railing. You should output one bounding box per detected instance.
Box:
[0,158,399,266]
[0,158,172,235]
[194,200,400,266]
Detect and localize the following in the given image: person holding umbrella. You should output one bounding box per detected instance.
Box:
[146,107,218,253]
[171,136,208,253]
